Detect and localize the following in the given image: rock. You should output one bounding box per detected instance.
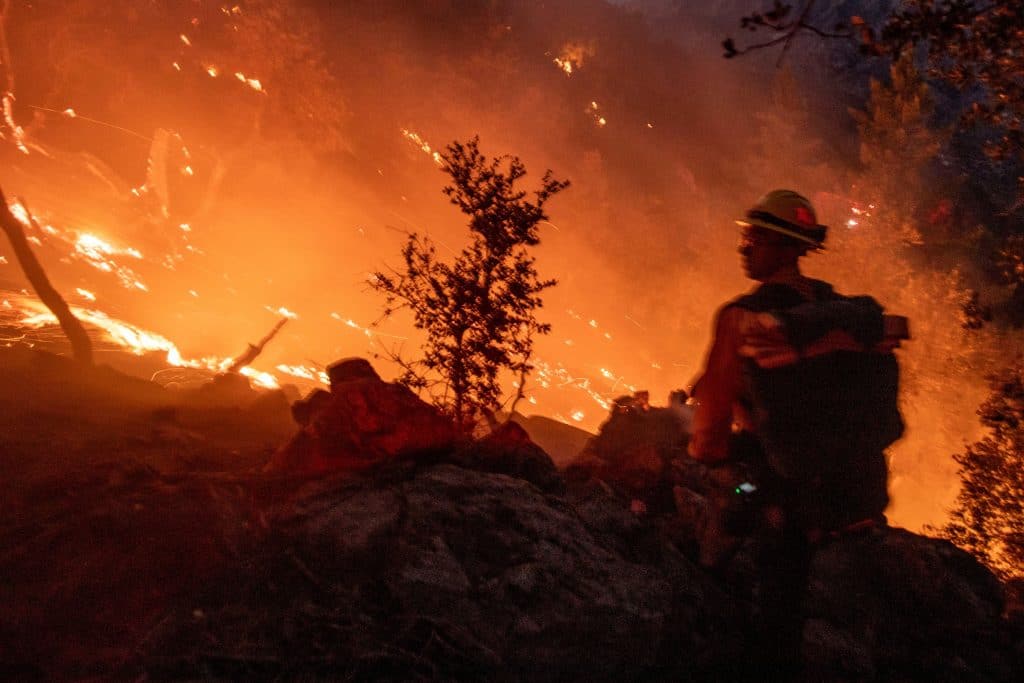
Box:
[451,421,565,493]
[565,406,688,512]
[3,351,1021,681]
[327,357,380,386]
[5,453,1020,681]
[290,388,330,426]
[200,464,739,680]
[801,527,1015,682]
[265,358,457,474]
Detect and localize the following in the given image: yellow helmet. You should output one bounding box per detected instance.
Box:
[735,189,827,249]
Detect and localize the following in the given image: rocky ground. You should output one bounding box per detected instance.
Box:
[0,348,1020,681]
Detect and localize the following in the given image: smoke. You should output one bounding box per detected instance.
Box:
[0,0,998,530]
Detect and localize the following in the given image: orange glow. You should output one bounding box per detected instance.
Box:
[0,5,995,538]
[401,129,444,165]
[277,364,330,385]
[71,233,149,291]
[552,42,595,77]
[265,306,298,319]
[2,94,29,154]
[238,366,280,389]
[8,294,286,386]
[234,72,265,92]
[553,58,574,75]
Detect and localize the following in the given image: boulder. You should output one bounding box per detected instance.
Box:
[801,527,1014,682]
[137,464,743,681]
[565,406,688,511]
[4,455,1019,681]
[327,356,380,386]
[451,421,565,493]
[265,358,457,474]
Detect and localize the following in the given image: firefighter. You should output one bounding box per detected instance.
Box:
[689,189,904,678]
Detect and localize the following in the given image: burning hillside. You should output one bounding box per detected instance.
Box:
[0,0,1016,536]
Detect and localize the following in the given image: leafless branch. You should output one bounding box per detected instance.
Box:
[723,0,854,65]
[1,190,93,364]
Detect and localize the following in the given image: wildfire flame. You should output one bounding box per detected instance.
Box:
[401,129,444,165]
[234,71,265,93]
[2,93,29,154]
[6,294,287,389]
[551,42,595,77]
[72,233,149,291]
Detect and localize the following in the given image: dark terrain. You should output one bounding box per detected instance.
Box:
[0,348,1020,681]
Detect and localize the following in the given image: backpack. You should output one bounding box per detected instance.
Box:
[731,280,903,530]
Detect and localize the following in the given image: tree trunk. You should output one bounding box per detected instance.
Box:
[1,189,93,364]
[226,317,288,373]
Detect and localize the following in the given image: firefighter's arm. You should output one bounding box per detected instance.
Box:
[688,306,745,463]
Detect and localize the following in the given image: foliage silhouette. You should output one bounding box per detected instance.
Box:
[372,137,568,431]
[945,359,1024,580]
[726,1,1024,160]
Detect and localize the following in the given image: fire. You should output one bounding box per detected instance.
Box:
[331,311,408,340]
[533,358,618,413]
[7,294,292,388]
[6,200,28,225]
[266,306,298,319]
[75,288,96,302]
[17,297,182,361]
[551,42,595,77]
[277,364,330,385]
[844,202,872,230]
[72,232,149,291]
[401,129,444,165]
[234,72,265,93]
[2,94,29,154]
[238,366,279,389]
